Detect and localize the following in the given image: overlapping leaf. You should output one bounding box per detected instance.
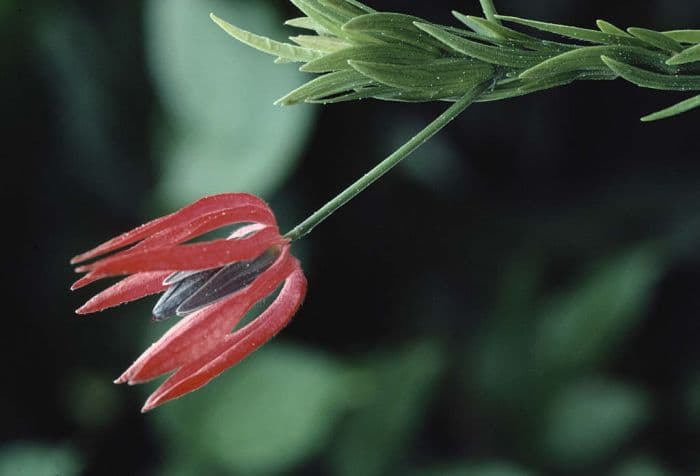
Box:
[210,0,700,120]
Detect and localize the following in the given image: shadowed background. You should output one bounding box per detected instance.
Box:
[2,0,700,475]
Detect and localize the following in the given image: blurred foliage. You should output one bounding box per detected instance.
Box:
[0,443,83,476]
[4,0,700,475]
[151,344,350,475]
[411,462,534,476]
[331,341,445,476]
[146,0,315,208]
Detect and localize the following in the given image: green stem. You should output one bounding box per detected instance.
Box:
[479,0,500,24]
[284,85,487,242]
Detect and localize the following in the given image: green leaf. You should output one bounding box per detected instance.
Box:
[415,22,552,68]
[349,58,494,99]
[613,456,672,476]
[0,443,83,476]
[543,379,650,468]
[627,27,684,54]
[276,69,373,105]
[147,0,315,204]
[289,34,351,52]
[517,70,615,94]
[331,341,445,476]
[663,29,700,44]
[596,19,630,37]
[284,16,330,35]
[520,45,673,79]
[496,14,646,47]
[306,84,395,103]
[666,42,700,65]
[602,55,700,90]
[210,13,323,62]
[335,0,376,13]
[533,245,663,373]
[319,0,374,17]
[342,13,445,53]
[153,345,352,476]
[412,462,534,476]
[300,44,435,73]
[289,0,355,39]
[641,93,700,121]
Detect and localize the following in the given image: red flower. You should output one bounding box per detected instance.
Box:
[71,193,307,412]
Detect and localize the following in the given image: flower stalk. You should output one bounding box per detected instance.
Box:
[284,82,489,241]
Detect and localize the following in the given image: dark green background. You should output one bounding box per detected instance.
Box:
[2,0,699,474]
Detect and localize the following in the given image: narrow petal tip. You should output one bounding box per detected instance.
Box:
[141,393,168,413]
[75,305,90,315]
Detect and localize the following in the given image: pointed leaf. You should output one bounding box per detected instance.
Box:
[276,69,374,105]
[640,93,700,121]
[602,55,700,90]
[349,58,494,99]
[210,13,323,62]
[300,44,435,73]
[319,0,374,17]
[284,16,330,35]
[520,45,673,78]
[289,0,362,39]
[627,27,683,53]
[453,12,574,53]
[342,13,445,53]
[596,20,629,37]
[666,43,700,65]
[306,84,395,103]
[663,29,700,44]
[496,15,646,47]
[290,34,351,52]
[415,22,552,68]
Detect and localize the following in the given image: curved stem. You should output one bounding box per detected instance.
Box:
[479,0,500,24]
[284,85,488,242]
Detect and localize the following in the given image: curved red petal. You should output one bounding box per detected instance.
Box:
[141,265,307,412]
[131,211,277,253]
[118,249,296,384]
[76,271,171,314]
[81,227,284,279]
[71,193,275,264]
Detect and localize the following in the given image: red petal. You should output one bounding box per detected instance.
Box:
[141,265,306,411]
[71,193,276,264]
[131,212,276,253]
[117,248,296,384]
[79,226,284,279]
[76,271,171,314]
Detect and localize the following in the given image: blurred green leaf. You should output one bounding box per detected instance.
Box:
[63,371,120,429]
[534,245,663,374]
[412,461,535,476]
[542,378,650,467]
[612,456,671,476]
[0,443,83,476]
[145,0,315,206]
[685,373,700,426]
[152,344,351,476]
[331,340,445,476]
